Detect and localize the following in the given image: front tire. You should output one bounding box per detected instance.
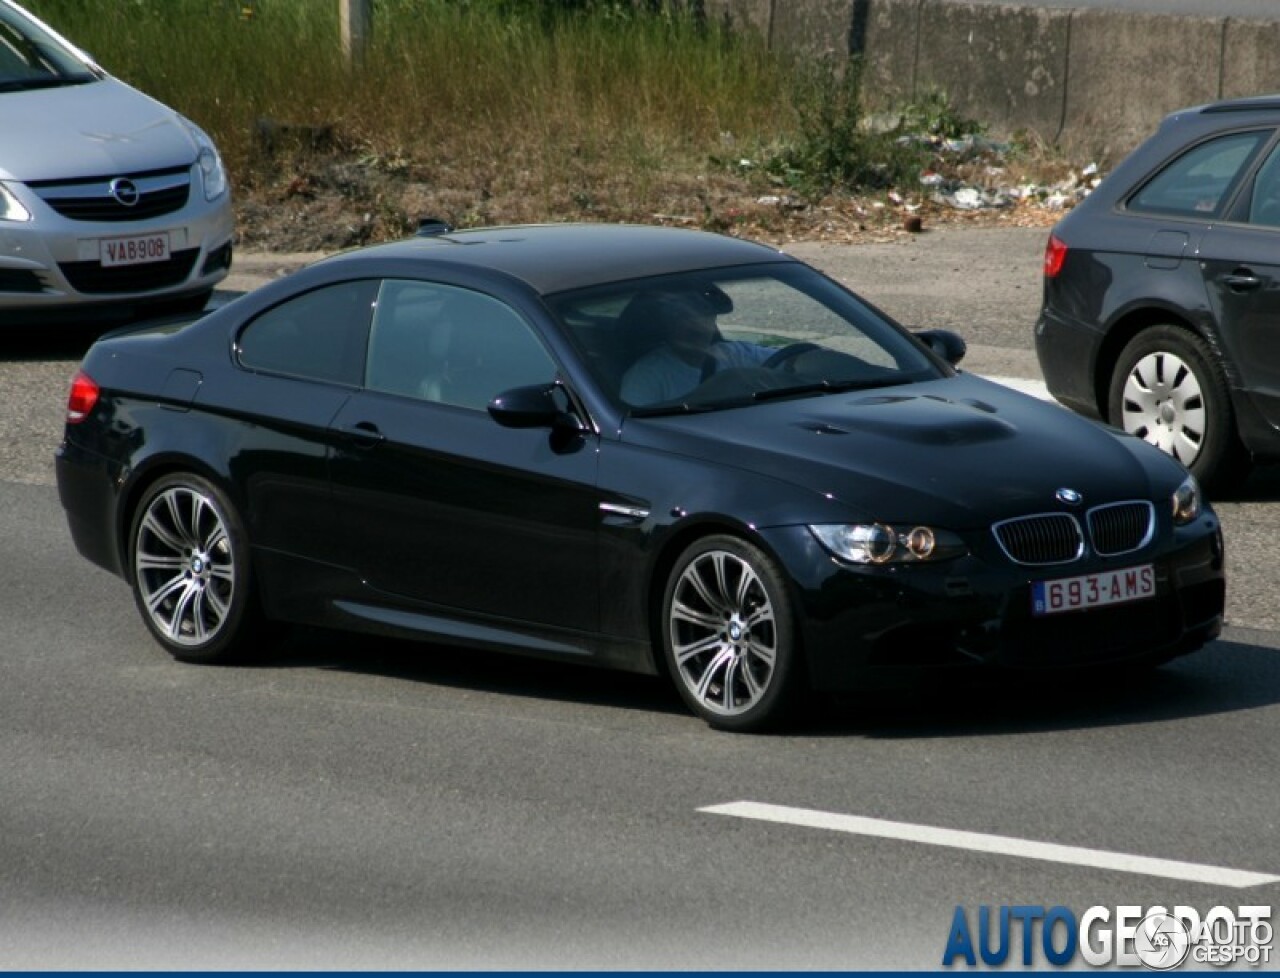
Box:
[129,473,261,663]
[661,535,803,732]
[1108,325,1250,492]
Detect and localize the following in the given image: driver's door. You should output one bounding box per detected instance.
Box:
[329,279,601,633]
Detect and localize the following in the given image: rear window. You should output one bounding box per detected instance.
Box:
[1127,130,1271,219]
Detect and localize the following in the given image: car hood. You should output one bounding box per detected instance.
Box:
[625,374,1174,528]
[0,78,195,181]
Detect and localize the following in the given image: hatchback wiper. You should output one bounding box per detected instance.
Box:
[751,376,904,402]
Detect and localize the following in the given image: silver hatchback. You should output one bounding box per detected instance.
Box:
[0,0,233,325]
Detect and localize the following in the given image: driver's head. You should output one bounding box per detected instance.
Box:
[653,290,718,358]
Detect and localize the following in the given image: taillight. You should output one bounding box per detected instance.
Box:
[1043,233,1068,278]
[66,370,100,424]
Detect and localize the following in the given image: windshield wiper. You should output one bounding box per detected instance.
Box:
[751,376,904,402]
[0,75,91,92]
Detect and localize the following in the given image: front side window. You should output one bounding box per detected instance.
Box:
[365,280,556,410]
[1128,130,1271,219]
[237,280,377,386]
[548,263,940,413]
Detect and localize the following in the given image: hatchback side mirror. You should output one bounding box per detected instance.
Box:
[915,328,967,366]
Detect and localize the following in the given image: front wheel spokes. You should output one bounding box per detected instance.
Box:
[670,597,723,633]
[694,645,739,704]
[672,549,777,716]
[673,631,724,668]
[685,560,730,617]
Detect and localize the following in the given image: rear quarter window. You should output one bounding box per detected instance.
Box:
[1127,130,1272,219]
[237,280,378,385]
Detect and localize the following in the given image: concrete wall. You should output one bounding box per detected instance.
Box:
[701,0,1280,162]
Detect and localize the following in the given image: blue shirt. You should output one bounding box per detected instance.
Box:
[620,340,773,405]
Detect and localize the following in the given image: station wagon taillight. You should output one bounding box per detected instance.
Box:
[1043,234,1068,278]
[66,370,99,424]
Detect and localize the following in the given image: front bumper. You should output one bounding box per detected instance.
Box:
[761,517,1225,692]
[0,165,233,326]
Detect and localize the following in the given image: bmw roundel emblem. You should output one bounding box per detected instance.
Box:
[1055,487,1083,506]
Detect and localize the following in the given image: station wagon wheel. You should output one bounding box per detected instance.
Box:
[661,535,803,731]
[1108,325,1250,492]
[129,473,261,663]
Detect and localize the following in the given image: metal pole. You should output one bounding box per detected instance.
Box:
[340,0,372,69]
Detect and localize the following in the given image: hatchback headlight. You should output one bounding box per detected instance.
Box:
[809,522,968,564]
[182,119,228,201]
[1171,475,1202,525]
[0,183,31,222]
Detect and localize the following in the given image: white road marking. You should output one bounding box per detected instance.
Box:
[699,801,1280,889]
[984,375,1051,400]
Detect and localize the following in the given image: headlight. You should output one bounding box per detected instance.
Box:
[182,119,228,201]
[0,183,31,222]
[1171,475,1202,525]
[809,522,968,564]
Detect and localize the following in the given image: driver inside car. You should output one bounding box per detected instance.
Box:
[620,289,778,405]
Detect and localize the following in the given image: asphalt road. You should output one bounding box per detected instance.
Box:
[3,228,1279,968]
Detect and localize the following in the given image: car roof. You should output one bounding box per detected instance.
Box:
[314,223,791,295]
[1198,94,1280,116]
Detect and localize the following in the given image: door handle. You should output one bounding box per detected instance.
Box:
[337,421,385,448]
[1221,269,1262,291]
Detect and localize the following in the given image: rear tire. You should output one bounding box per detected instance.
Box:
[1107,325,1250,492]
[129,473,261,663]
[661,535,804,732]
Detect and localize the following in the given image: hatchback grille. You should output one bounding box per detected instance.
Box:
[29,166,191,222]
[993,513,1083,566]
[59,249,199,294]
[1088,501,1155,556]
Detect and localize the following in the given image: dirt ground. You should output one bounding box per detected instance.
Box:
[230,148,1066,254]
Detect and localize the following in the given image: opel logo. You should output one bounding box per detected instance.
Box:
[108,177,140,207]
[1056,487,1083,506]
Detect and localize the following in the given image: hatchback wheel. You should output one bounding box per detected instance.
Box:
[1108,325,1250,491]
[661,535,803,731]
[129,473,260,662]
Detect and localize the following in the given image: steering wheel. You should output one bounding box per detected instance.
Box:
[762,342,822,371]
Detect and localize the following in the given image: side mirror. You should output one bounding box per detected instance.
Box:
[489,384,584,433]
[915,328,967,367]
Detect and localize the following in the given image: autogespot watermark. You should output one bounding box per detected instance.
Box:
[942,905,1274,969]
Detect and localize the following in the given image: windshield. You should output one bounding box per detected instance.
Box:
[547,262,944,414]
[0,5,96,89]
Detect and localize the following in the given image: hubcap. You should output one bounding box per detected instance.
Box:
[134,486,235,646]
[1120,351,1205,466]
[669,550,776,717]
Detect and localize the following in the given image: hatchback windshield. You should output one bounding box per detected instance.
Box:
[549,262,942,413]
[0,3,96,89]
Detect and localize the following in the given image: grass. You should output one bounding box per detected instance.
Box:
[22,0,1059,244]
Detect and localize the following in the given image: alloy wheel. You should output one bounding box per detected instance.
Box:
[668,549,778,717]
[134,485,236,647]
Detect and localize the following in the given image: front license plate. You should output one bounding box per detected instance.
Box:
[100,232,171,267]
[1031,564,1155,616]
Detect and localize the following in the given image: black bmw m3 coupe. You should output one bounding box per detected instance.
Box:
[56,224,1225,730]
